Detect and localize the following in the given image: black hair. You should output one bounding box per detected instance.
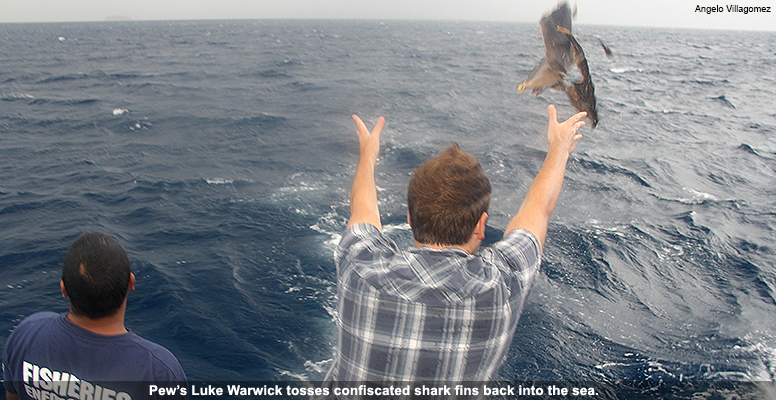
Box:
[62,232,131,319]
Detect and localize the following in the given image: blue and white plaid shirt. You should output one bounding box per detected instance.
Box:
[325,223,541,383]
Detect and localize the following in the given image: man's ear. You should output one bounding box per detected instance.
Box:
[474,212,488,240]
[407,210,412,228]
[60,280,68,298]
[128,272,136,291]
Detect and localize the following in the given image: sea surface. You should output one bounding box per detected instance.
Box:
[1,19,775,396]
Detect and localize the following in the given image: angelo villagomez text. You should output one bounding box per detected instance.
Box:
[696,4,771,13]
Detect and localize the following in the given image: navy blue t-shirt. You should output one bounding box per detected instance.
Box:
[3,312,186,400]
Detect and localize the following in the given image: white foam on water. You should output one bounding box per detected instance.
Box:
[609,67,643,74]
[277,369,308,381]
[304,359,332,375]
[651,186,723,205]
[383,223,411,234]
[738,333,776,380]
[204,178,234,185]
[683,187,718,201]
[2,92,35,101]
[309,209,345,251]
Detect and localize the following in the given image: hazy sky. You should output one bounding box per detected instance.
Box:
[0,0,774,32]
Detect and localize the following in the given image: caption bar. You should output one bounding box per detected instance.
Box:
[152,383,597,397]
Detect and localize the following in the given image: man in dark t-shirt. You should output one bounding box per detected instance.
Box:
[3,233,186,400]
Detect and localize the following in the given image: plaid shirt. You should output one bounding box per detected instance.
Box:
[325,223,541,383]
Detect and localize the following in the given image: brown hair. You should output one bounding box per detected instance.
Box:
[407,143,491,246]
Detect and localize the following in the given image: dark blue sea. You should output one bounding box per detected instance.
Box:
[1,19,775,397]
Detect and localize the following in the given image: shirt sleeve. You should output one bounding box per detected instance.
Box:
[3,362,16,395]
[335,223,400,274]
[483,229,542,295]
[3,320,18,395]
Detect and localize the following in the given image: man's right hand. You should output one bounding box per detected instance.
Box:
[347,115,386,231]
[504,104,586,249]
[353,114,385,166]
[547,104,585,156]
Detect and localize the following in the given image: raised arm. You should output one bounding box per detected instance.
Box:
[347,114,386,230]
[505,104,585,249]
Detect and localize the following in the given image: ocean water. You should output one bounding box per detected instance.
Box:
[1,19,775,394]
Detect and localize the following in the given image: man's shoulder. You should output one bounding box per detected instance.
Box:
[480,229,542,271]
[126,331,177,358]
[496,229,541,250]
[123,332,185,376]
[8,311,61,338]
[18,311,60,325]
[4,313,185,385]
[342,222,383,240]
[338,223,399,254]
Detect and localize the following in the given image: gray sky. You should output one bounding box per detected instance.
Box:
[0,0,774,32]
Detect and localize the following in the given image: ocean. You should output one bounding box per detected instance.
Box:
[1,19,775,397]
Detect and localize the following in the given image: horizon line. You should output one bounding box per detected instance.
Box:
[1,16,773,33]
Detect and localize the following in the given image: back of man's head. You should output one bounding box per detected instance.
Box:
[62,232,131,319]
[407,143,491,246]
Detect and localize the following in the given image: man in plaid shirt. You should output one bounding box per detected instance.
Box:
[325,105,586,384]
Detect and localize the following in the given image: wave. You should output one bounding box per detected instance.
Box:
[576,157,652,188]
[609,66,644,74]
[738,143,776,161]
[282,80,327,92]
[226,113,288,130]
[711,94,736,108]
[536,215,776,382]
[1,92,100,106]
[36,73,93,84]
[738,143,759,155]
[1,92,35,102]
[204,178,235,185]
[108,72,147,80]
[671,187,717,204]
[29,97,100,106]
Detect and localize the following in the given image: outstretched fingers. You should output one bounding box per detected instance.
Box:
[549,104,586,126]
[547,104,558,124]
[353,114,384,134]
[569,111,587,127]
[352,114,385,163]
[547,105,585,154]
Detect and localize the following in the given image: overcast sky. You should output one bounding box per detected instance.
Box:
[0,0,774,32]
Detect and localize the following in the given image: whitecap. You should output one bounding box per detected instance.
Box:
[204,178,234,185]
[383,223,411,234]
[651,187,721,205]
[309,209,346,250]
[609,67,642,74]
[683,187,717,202]
[128,120,152,131]
[2,93,35,101]
[304,359,332,374]
[277,369,308,381]
[112,108,128,116]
